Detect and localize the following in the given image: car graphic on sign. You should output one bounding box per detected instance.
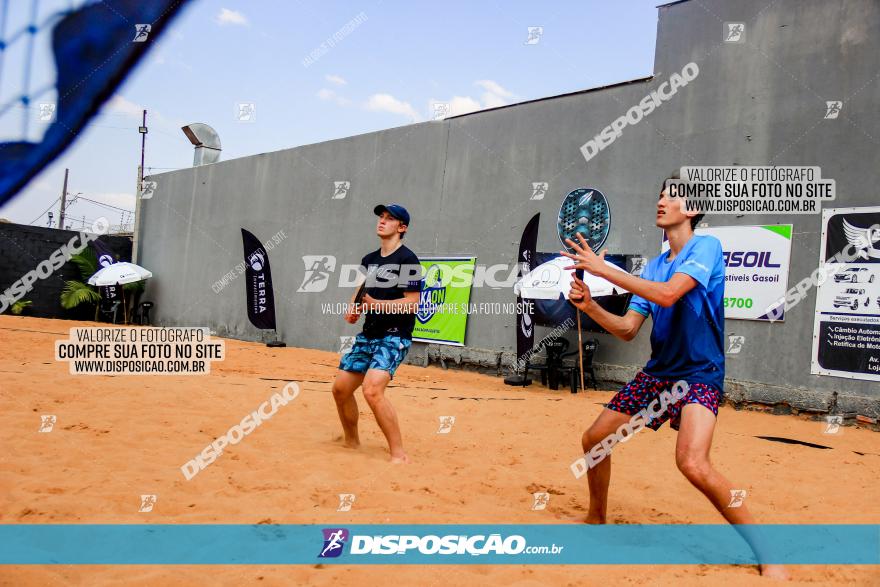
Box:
[832,288,866,311]
[833,267,875,284]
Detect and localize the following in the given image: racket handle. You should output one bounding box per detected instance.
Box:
[576,312,585,392]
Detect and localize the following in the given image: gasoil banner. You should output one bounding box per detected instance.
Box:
[663,225,793,321]
[413,257,476,346]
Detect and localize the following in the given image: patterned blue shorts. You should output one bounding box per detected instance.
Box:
[338,333,412,379]
[606,371,722,431]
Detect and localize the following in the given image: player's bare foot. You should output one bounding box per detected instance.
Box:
[584,513,605,524]
[760,564,790,581]
[334,434,360,448]
[390,453,410,464]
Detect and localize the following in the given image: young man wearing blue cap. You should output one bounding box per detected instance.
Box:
[331,203,422,464]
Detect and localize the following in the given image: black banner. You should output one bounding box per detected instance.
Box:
[515,214,540,367]
[824,210,880,264]
[91,238,120,302]
[241,228,277,330]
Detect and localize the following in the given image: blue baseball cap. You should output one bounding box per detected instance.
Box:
[373,203,410,225]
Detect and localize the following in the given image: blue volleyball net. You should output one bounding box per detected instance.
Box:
[0,0,192,208]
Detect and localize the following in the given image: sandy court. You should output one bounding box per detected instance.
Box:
[0,315,877,586]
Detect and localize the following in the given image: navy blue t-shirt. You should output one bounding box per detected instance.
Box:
[628,235,726,391]
[359,245,423,340]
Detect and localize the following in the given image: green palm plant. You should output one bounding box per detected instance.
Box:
[61,248,102,319]
[9,300,32,315]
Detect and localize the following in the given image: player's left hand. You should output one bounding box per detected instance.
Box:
[568,275,593,312]
[561,233,608,276]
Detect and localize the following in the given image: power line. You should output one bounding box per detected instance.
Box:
[73,195,134,213]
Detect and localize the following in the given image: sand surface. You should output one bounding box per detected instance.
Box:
[0,316,877,586]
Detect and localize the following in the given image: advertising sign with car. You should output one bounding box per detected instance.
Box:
[811,206,880,381]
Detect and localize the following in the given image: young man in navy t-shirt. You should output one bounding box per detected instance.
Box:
[561,176,787,580]
[332,203,422,464]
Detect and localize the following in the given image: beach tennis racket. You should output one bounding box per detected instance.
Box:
[557,187,610,392]
[557,187,611,254]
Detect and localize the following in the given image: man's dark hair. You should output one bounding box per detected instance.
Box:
[661,169,704,229]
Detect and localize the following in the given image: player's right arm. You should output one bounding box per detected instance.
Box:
[344,284,363,324]
[344,260,368,324]
[568,275,646,341]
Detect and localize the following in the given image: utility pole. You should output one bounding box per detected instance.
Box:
[58,168,69,230]
[133,109,147,262]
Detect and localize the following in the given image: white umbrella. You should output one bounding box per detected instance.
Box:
[88,262,152,325]
[88,262,153,286]
[514,256,630,300]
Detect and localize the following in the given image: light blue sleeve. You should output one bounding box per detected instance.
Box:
[676,236,722,289]
[627,261,653,317]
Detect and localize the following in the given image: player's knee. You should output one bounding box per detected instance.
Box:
[582,425,606,453]
[676,452,710,484]
[581,430,590,453]
[361,380,385,404]
[331,379,354,402]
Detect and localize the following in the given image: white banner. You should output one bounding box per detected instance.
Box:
[662,225,793,321]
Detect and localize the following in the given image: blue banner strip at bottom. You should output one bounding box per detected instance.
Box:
[1,524,877,565]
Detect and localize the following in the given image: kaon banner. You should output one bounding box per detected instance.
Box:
[663,225,793,321]
[811,207,880,381]
[413,257,476,346]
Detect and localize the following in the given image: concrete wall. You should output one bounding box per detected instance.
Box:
[137,0,880,417]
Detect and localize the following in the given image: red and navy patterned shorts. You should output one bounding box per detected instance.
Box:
[606,371,722,431]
